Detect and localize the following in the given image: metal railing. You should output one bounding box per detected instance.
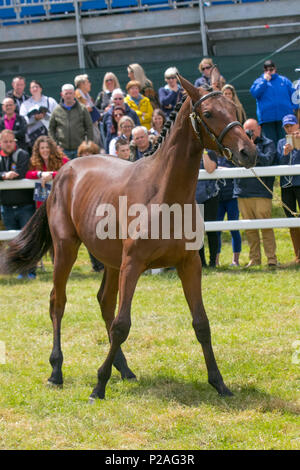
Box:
[1,164,299,241]
[0,0,280,25]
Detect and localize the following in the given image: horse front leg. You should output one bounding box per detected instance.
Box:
[97,266,136,380]
[90,255,143,402]
[177,253,233,397]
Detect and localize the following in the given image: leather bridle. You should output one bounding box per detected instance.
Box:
[189,90,242,162]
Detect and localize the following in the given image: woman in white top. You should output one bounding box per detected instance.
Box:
[149,108,166,137]
[20,80,57,148]
[108,116,135,156]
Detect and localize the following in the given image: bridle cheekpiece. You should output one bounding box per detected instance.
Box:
[189,90,242,162]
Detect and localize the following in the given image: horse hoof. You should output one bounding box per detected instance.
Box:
[219,387,234,397]
[209,378,233,397]
[47,380,63,389]
[122,371,137,381]
[88,393,105,404]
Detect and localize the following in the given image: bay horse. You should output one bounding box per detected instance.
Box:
[0,71,256,402]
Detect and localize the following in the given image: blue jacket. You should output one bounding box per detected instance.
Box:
[234,135,276,199]
[194,75,210,88]
[195,150,219,204]
[217,156,237,201]
[250,73,295,124]
[277,137,300,187]
[158,85,183,117]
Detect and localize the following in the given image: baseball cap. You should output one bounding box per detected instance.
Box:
[282,114,298,127]
[264,60,275,69]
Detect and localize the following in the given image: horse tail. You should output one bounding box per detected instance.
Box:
[0,202,52,275]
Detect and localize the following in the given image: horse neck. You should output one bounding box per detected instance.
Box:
[151,99,203,203]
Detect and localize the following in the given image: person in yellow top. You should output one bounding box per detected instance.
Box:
[124,80,153,130]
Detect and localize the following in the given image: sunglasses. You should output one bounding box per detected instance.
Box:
[114,113,124,117]
[106,78,114,82]
[113,97,123,101]
[202,66,212,71]
[265,67,275,71]
[166,76,177,80]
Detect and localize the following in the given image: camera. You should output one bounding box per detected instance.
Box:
[245,129,254,139]
[286,134,300,150]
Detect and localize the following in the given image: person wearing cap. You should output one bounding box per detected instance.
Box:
[158,67,184,118]
[277,114,300,264]
[235,119,278,267]
[49,84,93,160]
[124,80,153,130]
[250,60,296,146]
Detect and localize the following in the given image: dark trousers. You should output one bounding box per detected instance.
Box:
[1,203,36,275]
[217,198,242,254]
[1,203,35,230]
[199,195,219,267]
[261,121,285,147]
[281,186,300,218]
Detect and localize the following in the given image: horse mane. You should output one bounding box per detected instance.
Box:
[144,94,189,157]
[144,83,216,158]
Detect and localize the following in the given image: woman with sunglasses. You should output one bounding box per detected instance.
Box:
[95,72,121,115]
[158,67,183,118]
[194,58,226,90]
[104,106,125,152]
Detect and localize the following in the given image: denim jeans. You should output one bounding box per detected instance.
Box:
[1,203,35,230]
[217,198,242,254]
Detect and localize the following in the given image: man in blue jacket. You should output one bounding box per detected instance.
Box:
[277,114,300,264]
[250,60,296,146]
[235,119,277,267]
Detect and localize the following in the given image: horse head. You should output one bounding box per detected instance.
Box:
[178,70,257,169]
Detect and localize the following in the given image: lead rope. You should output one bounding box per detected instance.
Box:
[249,167,300,217]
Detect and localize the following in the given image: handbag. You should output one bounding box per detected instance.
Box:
[28,124,48,147]
[90,106,101,123]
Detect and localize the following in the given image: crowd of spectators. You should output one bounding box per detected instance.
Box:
[0,58,299,278]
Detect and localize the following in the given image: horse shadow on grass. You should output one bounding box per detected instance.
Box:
[0,269,104,286]
[105,374,299,415]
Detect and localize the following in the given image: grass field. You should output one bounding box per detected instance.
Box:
[0,224,299,450]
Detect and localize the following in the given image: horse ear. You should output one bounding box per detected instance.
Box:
[210,65,222,91]
[177,74,203,103]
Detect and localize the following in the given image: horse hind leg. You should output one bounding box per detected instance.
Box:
[48,236,81,387]
[97,266,136,380]
[177,254,233,397]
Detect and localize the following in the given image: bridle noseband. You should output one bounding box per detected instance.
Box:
[189,90,242,162]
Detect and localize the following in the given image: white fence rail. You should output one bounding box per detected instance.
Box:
[0,164,300,240]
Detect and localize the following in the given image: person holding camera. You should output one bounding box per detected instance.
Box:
[235,119,278,267]
[277,114,300,264]
[250,60,296,146]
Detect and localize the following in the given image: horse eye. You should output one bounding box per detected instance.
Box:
[203,111,212,118]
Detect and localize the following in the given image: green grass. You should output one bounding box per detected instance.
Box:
[0,225,299,450]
